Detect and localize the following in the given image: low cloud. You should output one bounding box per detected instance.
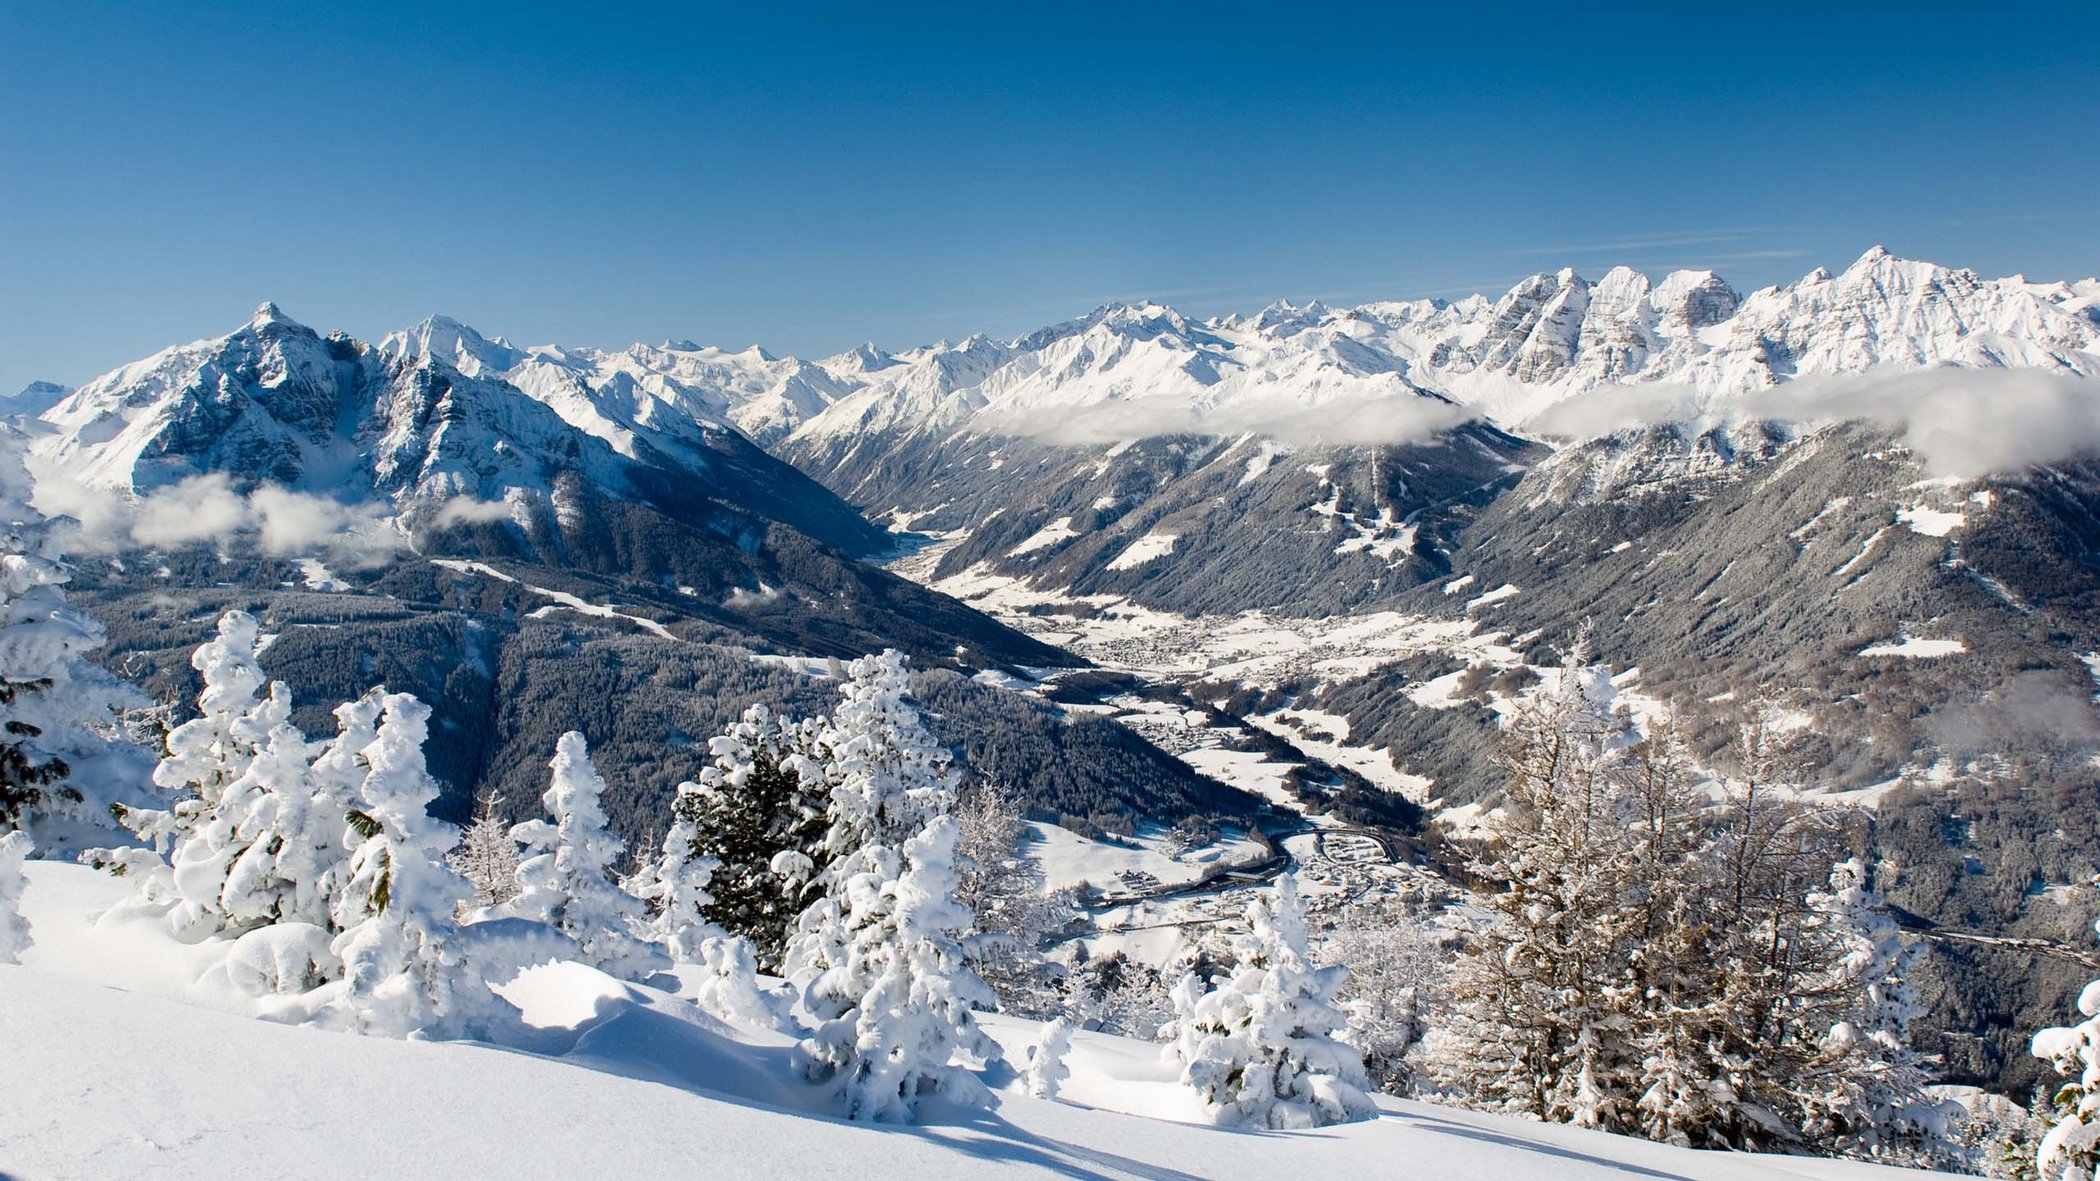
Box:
[1525,368,2100,480]
[981,391,1480,447]
[1744,370,2100,479]
[36,472,407,566]
[430,496,515,529]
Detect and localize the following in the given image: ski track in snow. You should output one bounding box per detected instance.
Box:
[432,558,676,640]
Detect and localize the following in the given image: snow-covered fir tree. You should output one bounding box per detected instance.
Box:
[670,704,829,968]
[1165,873,1375,1129]
[0,828,32,963]
[449,793,521,911]
[954,781,1070,1017]
[167,712,327,936]
[792,815,1001,1122]
[811,650,956,875]
[505,732,665,980]
[626,781,721,963]
[2034,911,2100,1181]
[1027,1014,1074,1100]
[122,611,277,854]
[324,692,489,1038]
[0,426,146,844]
[1799,858,1959,1163]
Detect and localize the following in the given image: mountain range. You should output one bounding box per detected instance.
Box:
[22,246,2100,1094]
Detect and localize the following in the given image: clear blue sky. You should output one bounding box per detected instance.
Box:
[5,1,2097,393]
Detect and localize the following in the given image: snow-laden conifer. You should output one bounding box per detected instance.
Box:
[324,692,486,1038]
[1165,873,1374,1128]
[0,425,145,845]
[626,780,721,963]
[0,828,33,963]
[2034,909,2100,1181]
[793,815,1000,1122]
[506,732,664,980]
[812,650,955,874]
[665,704,828,967]
[122,612,277,857]
[167,713,323,935]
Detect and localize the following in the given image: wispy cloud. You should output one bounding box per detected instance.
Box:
[1497,229,1777,257]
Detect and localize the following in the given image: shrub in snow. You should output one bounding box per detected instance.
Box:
[673,704,830,969]
[323,692,490,1038]
[1314,894,1447,1095]
[626,780,722,964]
[504,732,666,981]
[1165,873,1374,1129]
[0,828,33,963]
[691,933,788,1030]
[0,427,148,844]
[218,922,340,998]
[2034,910,2100,1181]
[792,815,1001,1122]
[449,793,521,912]
[1027,1015,1074,1100]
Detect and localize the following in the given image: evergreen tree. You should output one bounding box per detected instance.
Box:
[324,692,488,1038]
[811,650,956,876]
[167,713,323,935]
[672,704,829,969]
[792,815,1001,1122]
[0,828,32,963]
[121,611,276,855]
[1166,873,1375,1128]
[449,793,522,911]
[0,425,144,844]
[2034,911,2100,1181]
[628,780,721,962]
[506,732,665,981]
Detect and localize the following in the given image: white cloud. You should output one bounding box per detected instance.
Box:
[431,496,516,529]
[981,391,1479,447]
[35,472,407,566]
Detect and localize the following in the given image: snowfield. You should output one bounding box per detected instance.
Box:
[2,862,1960,1180]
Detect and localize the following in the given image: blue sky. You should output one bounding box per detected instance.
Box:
[5,1,2097,392]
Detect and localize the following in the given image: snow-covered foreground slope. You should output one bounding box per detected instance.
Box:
[3,863,1955,1180]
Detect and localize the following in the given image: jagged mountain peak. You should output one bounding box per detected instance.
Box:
[379,313,525,378]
